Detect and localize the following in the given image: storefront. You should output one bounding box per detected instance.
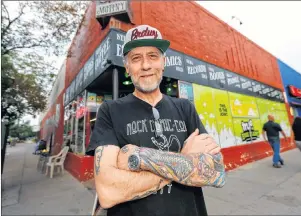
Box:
[61,28,293,181]
[41,1,295,182]
[277,59,301,118]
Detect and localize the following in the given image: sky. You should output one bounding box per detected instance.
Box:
[22,1,301,127]
[196,1,301,74]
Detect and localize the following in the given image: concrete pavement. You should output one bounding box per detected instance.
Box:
[2,142,301,215]
[1,142,96,215]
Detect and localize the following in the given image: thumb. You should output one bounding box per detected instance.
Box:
[189,128,199,138]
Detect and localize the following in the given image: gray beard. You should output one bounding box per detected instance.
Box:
[131,76,163,94]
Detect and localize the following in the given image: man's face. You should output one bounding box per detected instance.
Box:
[124,46,165,93]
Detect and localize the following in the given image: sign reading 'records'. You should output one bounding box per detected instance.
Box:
[131,27,159,40]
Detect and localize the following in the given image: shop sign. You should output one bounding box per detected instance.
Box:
[288,85,301,98]
[83,54,95,89]
[225,70,242,93]
[184,56,208,86]
[96,1,133,29]
[207,64,227,89]
[75,68,84,96]
[95,35,111,78]
[109,30,125,67]
[164,49,185,80]
[240,76,255,96]
[69,79,76,102]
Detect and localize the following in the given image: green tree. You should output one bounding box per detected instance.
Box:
[9,120,35,140]
[1,1,88,123]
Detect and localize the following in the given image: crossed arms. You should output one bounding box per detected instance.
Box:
[94,129,226,209]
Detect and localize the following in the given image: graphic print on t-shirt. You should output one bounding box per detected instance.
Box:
[126,118,187,153]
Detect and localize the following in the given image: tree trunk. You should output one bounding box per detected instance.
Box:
[1,124,10,174]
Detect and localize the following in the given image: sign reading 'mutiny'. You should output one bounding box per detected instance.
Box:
[96,1,127,18]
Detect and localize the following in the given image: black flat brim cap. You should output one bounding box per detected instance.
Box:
[123,39,170,56]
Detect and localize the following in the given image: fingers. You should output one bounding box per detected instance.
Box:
[208,145,221,155]
[184,129,199,144]
[197,133,212,140]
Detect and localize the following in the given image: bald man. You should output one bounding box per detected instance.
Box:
[262,115,287,168]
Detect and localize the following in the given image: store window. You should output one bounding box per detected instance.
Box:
[63,100,77,152]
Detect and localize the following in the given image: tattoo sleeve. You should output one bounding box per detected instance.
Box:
[95,146,108,175]
[130,179,164,201]
[138,148,226,188]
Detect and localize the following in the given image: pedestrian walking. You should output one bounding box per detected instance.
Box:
[262,114,288,168]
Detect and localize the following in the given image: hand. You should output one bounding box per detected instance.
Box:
[117,144,139,171]
[181,129,220,155]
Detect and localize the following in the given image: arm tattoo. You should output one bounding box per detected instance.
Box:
[95,146,107,175]
[139,148,225,187]
[130,179,164,201]
[139,148,194,181]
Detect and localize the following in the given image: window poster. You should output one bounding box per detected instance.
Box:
[229,92,259,118]
[192,84,219,146]
[256,98,291,139]
[178,81,194,104]
[212,89,236,148]
[232,118,261,145]
[274,110,291,137]
[87,92,97,112]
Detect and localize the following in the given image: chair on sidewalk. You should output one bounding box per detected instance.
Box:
[45,146,69,178]
[92,194,104,216]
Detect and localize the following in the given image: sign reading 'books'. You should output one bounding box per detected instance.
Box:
[207,64,227,89]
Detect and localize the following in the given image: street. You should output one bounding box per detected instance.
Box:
[2,142,301,215]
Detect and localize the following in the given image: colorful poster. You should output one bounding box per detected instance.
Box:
[233,118,261,145]
[87,92,97,112]
[274,110,291,137]
[229,92,259,118]
[192,84,219,145]
[256,98,291,139]
[178,81,194,103]
[212,89,236,148]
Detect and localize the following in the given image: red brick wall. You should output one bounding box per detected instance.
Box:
[65,1,283,91]
[139,1,283,90]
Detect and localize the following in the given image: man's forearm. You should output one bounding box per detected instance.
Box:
[137,147,225,188]
[96,166,169,208]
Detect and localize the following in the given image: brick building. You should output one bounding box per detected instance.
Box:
[40,1,295,182]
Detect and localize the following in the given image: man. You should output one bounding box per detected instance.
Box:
[86,25,226,216]
[262,114,287,168]
[292,116,301,151]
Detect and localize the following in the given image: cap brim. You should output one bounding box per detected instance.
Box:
[123,39,170,56]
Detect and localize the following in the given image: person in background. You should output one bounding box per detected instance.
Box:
[292,116,301,151]
[262,114,288,168]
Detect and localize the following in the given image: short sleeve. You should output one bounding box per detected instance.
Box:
[86,102,119,156]
[184,100,207,135]
[276,123,283,132]
[262,123,267,131]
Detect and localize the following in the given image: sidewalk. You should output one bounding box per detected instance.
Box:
[2,142,301,215]
[1,142,95,215]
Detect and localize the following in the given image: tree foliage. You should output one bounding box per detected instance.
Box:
[1,1,88,123]
[9,120,36,140]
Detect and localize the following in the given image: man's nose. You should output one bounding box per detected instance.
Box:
[141,58,151,71]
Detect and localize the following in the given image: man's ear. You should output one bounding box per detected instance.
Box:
[162,56,166,71]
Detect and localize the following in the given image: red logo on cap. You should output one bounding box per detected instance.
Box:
[131,27,158,40]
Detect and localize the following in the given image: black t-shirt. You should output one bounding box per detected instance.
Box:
[263,121,282,139]
[86,94,208,216]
